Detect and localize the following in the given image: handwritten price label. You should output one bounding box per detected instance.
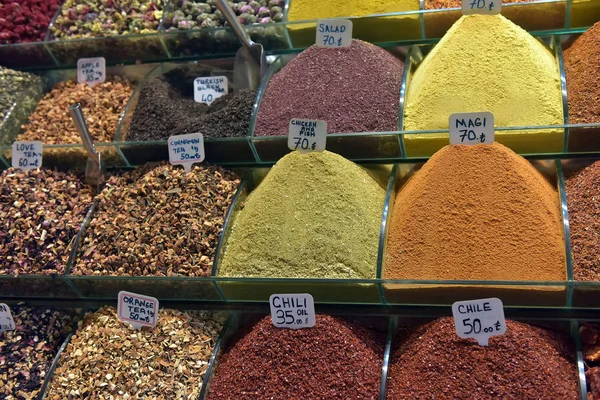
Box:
[316,19,352,48]
[288,119,327,153]
[270,294,316,330]
[117,291,159,329]
[462,0,501,14]
[168,132,205,172]
[0,304,15,332]
[449,112,494,145]
[452,298,506,346]
[194,76,228,105]
[77,57,106,87]
[12,141,42,171]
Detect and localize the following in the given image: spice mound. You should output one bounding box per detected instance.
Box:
[128,65,256,141]
[218,151,385,279]
[288,0,418,21]
[17,78,134,144]
[425,0,532,8]
[52,0,165,39]
[0,0,62,44]
[254,39,404,137]
[387,317,579,399]
[0,307,79,400]
[0,168,93,275]
[564,21,600,124]
[46,306,224,399]
[581,324,600,399]
[404,14,563,156]
[208,315,383,400]
[74,163,240,277]
[384,142,566,281]
[565,161,600,281]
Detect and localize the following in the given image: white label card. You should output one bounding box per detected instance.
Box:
[449,112,494,145]
[168,132,205,172]
[462,0,502,14]
[77,57,106,87]
[12,141,42,170]
[288,119,327,153]
[270,294,316,330]
[194,76,228,105]
[452,298,507,346]
[117,291,159,329]
[0,303,15,332]
[316,19,352,48]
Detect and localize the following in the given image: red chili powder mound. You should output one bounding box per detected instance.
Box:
[565,161,600,281]
[254,39,404,137]
[384,142,566,281]
[564,21,600,124]
[207,315,384,400]
[387,317,579,399]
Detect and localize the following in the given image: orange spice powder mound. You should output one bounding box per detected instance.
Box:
[384,142,566,281]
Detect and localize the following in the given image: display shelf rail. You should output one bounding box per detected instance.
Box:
[0,0,598,70]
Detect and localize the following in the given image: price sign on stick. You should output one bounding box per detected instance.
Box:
[270,294,316,329]
[452,298,506,346]
[288,119,327,153]
[194,76,228,105]
[462,0,501,14]
[168,132,205,172]
[12,141,42,171]
[0,303,15,332]
[117,291,159,329]
[316,19,352,48]
[449,112,495,145]
[77,57,106,87]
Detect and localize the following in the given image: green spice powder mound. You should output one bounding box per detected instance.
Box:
[219,151,386,279]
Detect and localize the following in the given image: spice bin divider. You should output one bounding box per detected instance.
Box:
[64,191,223,302]
[422,0,568,40]
[574,320,589,400]
[379,316,396,400]
[115,61,258,166]
[211,165,392,304]
[380,159,572,307]
[557,34,570,153]
[38,330,75,400]
[249,53,404,163]
[557,159,575,307]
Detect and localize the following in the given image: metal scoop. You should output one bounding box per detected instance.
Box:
[215,0,267,91]
[69,103,104,189]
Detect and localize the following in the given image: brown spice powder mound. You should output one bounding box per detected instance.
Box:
[564,161,600,281]
[564,21,600,124]
[387,317,579,399]
[384,142,565,281]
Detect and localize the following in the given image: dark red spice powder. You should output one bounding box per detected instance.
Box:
[565,161,600,281]
[254,39,404,137]
[207,315,384,400]
[387,317,579,399]
[0,0,62,44]
[564,21,600,124]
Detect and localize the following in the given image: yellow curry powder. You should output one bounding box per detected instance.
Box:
[403,15,564,157]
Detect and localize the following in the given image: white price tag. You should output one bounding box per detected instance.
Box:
[0,304,15,332]
[194,76,228,105]
[12,141,42,171]
[449,112,494,145]
[452,298,506,346]
[270,294,316,330]
[168,132,205,172]
[288,119,327,153]
[117,291,159,329]
[316,19,352,48]
[77,57,106,87]
[462,0,501,14]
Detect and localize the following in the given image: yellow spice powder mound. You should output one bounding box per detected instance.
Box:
[384,142,566,281]
[403,14,564,157]
[288,0,419,21]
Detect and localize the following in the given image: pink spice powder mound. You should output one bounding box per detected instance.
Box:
[254,39,405,136]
